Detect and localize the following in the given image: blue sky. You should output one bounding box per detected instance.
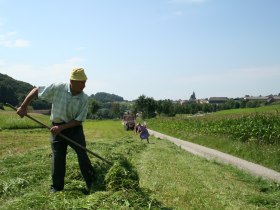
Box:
[0,0,279,100]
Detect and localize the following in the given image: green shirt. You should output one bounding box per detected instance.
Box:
[39,83,88,123]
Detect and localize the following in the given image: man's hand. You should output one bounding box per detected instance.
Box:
[50,121,81,135]
[17,106,27,118]
[16,87,39,118]
[50,125,64,135]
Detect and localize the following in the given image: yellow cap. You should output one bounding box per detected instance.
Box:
[70,68,87,81]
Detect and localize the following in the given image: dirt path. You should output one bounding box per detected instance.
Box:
[148,129,280,183]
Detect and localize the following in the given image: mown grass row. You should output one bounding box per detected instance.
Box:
[0,125,166,209]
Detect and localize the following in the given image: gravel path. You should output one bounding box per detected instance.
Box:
[148,129,280,183]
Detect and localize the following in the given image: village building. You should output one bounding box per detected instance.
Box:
[244,96,269,102]
[208,97,229,104]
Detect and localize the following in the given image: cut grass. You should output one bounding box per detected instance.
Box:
[0,129,50,158]
[1,119,280,209]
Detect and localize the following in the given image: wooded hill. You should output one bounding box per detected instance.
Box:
[0,73,34,106]
[90,92,124,102]
[0,73,124,109]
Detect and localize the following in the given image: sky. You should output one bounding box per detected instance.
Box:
[0,0,279,101]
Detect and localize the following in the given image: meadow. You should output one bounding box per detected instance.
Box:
[147,104,280,172]
[0,108,280,209]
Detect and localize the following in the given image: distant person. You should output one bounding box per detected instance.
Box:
[134,123,141,134]
[17,68,95,193]
[139,123,150,143]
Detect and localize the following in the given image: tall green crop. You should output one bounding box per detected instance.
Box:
[148,113,280,144]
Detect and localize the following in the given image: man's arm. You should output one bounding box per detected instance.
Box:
[50,120,82,135]
[17,87,39,118]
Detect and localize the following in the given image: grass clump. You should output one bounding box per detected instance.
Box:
[0,178,29,196]
[105,156,139,192]
[74,190,162,210]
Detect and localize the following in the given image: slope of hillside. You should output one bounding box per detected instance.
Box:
[0,73,34,105]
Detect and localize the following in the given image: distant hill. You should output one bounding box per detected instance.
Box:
[0,73,124,108]
[90,92,124,103]
[0,73,34,105]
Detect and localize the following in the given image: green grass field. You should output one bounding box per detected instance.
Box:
[147,104,280,173]
[0,109,280,209]
[215,104,280,115]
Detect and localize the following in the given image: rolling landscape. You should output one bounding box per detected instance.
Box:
[1,1,280,209]
[1,102,280,209]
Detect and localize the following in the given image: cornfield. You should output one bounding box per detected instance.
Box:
[149,113,280,144]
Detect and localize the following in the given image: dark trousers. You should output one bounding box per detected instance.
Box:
[51,124,94,190]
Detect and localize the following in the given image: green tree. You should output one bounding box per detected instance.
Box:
[91,92,124,103]
[157,99,175,116]
[88,99,100,115]
[31,99,51,110]
[111,102,121,118]
[134,95,157,118]
[240,99,247,108]
[96,108,112,119]
[0,84,18,105]
[202,103,213,113]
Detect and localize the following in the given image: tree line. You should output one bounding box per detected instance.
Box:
[87,94,273,120]
[131,95,274,119]
[1,73,277,119]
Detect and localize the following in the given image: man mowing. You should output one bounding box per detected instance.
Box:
[17,68,95,193]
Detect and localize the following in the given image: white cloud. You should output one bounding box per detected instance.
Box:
[0,31,30,48]
[5,31,16,36]
[14,39,30,47]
